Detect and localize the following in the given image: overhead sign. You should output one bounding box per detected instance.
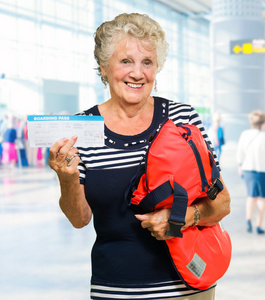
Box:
[230,39,265,55]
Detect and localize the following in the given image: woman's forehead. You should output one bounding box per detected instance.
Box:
[112,36,156,55]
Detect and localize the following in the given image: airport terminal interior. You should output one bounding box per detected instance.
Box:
[1,1,265,299]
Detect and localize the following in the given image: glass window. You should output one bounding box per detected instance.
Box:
[55,28,73,52]
[0,0,16,5]
[0,14,16,40]
[77,0,89,8]
[42,50,57,79]
[56,53,73,81]
[42,25,56,48]
[19,0,35,10]
[18,45,36,78]
[0,46,17,75]
[41,0,56,17]
[55,2,72,21]
[17,19,36,44]
[0,0,211,112]
[78,9,95,29]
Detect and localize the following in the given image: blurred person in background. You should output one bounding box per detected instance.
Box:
[0,118,4,165]
[0,114,8,166]
[23,117,39,167]
[237,110,265,235]
[48,13,230,300]
[0,138,2,165]
[2,114,18,168]
[15,116,28,167]
[208,112,225,160]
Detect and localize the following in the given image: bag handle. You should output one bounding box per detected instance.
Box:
[136,180,188,238]
[166,181,188,238]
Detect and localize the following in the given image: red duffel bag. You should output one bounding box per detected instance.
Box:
[126,119,232,290]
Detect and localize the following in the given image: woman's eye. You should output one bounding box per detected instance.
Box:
[143,60,152,65]
[122,59,131,64]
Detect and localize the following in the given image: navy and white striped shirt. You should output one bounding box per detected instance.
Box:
[77,97,217,299]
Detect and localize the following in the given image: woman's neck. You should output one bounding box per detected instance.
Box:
[98,97,154,135]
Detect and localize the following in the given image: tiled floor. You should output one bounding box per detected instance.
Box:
[214,144,265,300]
[0,167,95,300]
[0,143,265,300]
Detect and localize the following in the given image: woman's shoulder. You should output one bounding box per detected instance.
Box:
[154,97,194,118]
[155,97,192,109]
[75,105,100,116]
[162,99,196,124]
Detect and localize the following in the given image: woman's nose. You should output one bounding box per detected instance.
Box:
[130,63,144,79]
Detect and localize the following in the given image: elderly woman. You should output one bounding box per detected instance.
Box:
[49,13,230,300]
[237,110,265,235]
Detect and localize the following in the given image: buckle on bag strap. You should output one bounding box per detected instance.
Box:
[138,180,188,239]
[166,221,185,238]
[207,178,223,200]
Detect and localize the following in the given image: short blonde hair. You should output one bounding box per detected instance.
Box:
[248,110,265,129]
[94,13,169,83]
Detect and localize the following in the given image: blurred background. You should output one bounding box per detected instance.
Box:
[0,0,265,299]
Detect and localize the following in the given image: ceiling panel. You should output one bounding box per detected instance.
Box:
[173,0,211,13]
[155,0,211,19]
[156,0,265,20]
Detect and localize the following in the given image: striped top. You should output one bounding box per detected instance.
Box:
[77,97,218,300]
[90,280,205,299]
[77,97,218,177]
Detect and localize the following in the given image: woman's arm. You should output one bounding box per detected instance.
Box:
[49,136,92,228]
[59,179,92,229]
[135,173,230,240]
[182,174,230,229]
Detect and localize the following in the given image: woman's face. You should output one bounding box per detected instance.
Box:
[102,36,157,105]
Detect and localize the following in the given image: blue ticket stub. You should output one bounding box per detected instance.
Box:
[27,115,104,147]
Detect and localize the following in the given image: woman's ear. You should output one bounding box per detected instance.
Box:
[100,64,108,88]
[100,64,107,77]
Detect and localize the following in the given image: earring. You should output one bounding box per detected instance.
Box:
[154,79,158,92]
[102,75,108,89]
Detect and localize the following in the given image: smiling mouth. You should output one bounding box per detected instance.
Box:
[126,82,144,88]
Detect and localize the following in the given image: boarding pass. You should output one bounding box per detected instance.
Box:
[27,115,105,148]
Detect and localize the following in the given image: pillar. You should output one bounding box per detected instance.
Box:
[211,0,265,141]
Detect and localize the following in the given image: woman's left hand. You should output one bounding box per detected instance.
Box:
[135,174,231,240]
[135,209,174,240]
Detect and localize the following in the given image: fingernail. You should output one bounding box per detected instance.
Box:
[72,135,78,140]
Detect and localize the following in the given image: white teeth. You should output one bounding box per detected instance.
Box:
[127,83,143,88]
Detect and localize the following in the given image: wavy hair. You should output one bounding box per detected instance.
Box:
[94,13,169,84]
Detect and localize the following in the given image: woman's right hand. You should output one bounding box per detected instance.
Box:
[49,136,92,228]
[48,135,80,181]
